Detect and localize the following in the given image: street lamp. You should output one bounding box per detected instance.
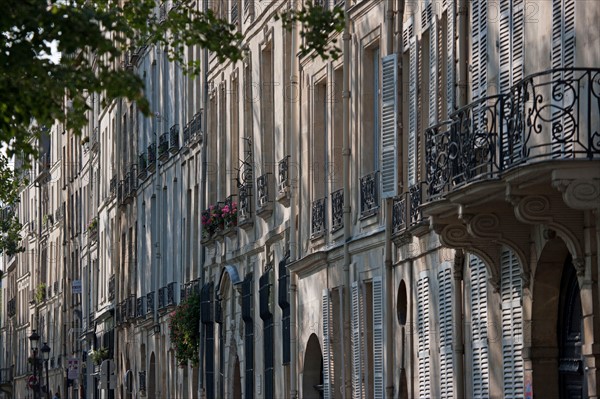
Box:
[28,330,40,399]
[41,342,51,399]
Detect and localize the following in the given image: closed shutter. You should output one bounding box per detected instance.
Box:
[259,271,274,399]
[499,0,524,168]
[501,248,524,398]
[471,0,488,101]
[202,282,215,399]
[552,0,576,157]
[417,274,431,398]
[408,36,418,186]
[278,256,291,364]
[351,281,363,399]
[446,0,456,115]
[470,255,489,399]
[429,17,438,126]
[372,277,384,399]
[322,289,332,399]
[438,266,454,397]
[241,274,254,399]
[380,54,398,198]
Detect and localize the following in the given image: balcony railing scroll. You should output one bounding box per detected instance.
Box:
[425,67,600,200]
[311,197,327,238]
[167,282,177,306]
[278,156,290,193]
[238,182,253,225]
[158,132,169,161]
[138,151,148,179]
[360,171,379,218]
[147,142,157,171]
[146,291,155,315]
[330,188,343,232]
[136,296,145,318]
[169,124,180,153]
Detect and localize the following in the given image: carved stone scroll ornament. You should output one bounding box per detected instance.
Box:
[553,178,600,210]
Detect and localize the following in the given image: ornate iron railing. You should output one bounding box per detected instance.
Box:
[392,195,407,236]
[117,180,125,205]
[311,197,326,238]
[238,183,252,223]
[169,124,179,153]
[147,142,157,171]
[278,156,290,193]
[158,287,166,309]
[158,132,169,161]
[136,296,145,318]
[330,188,343,232]
[223,195,237,229]
[182,123,191,148]
[360,171,379,217]
[109,176,117,198]
[167,282,177,306]
[7,298,16,317]
[128,164,137,197]
[138,151,148,179]
[128,294,136,320]
[257,173,270,209]
[139,371,146,391]
[146,291,154,315]
[426,68,600,200]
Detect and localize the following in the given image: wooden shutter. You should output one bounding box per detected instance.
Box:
[501,248,524,398]
[380,54,398,198]
[471,0,488,101]
[408,36,418,186]
[429,17,438,126]
[241,274,254,399]
[322,289,332,399]
[470,255,489,399]
[417,274,431,398]
[445,0,456,115]
[552,0,576,157]
[351,281,363,399]
[438,266,454,397]
[372,277,384,399]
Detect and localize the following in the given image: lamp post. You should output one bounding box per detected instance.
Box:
[29,330,40,399]
[41,342,51,399]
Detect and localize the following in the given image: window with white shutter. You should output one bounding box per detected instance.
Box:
[408,35,418,186]
[552,0,576,157]
[438,265,454,397]
[351,281,364,399]
[471,0,488,101]
[380,54,398,198]
[501,248,524,398]
[445,0,456,115]
[428,17,438,127]
[417,273,431,398]
[322,289,332,399]
[469,255,489,399]
[372,277,384,399]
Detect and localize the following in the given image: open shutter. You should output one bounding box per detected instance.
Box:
[428,17,438,126]
[445,0,456,115]
[351,281,363,399]
[501,248,524,398]
[380,54,398,198]
[552,0,576,157]
[408,35,418,186]
[372,277,384,399]
[417,274,431,398]
[471,0,488,101]
[470,255,489,399]
[322,289,332,399]
[438,266,454,397]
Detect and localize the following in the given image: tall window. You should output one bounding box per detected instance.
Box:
[260,43,274,176]
[313,79,328,200]
[361,46,380,176]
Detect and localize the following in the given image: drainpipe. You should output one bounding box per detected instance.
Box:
[341,0,352,397]
[289,1,299,397]
[199,0,209,393]
[452,249,465,399]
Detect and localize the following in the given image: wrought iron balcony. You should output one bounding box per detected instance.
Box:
[182,124,190,152]
[147,142,157,171]
[123,172,132,204]
[139,371,146,392]
[311,197,327,238]
[136,296,145,318]
[128,164,138,197]
[54,281,59,295]
[360,171,379,218]
[158,287,166,309]
[109,176,117,198]
[91,126,99,151]
[120,300,128,323]
[223,195,238,229]
[391,183,427,240]
[128,294,136,320]
[117,180,125,205]
[189,111,203,145]
[330,188,343,232]
[278,156,290,194]
[146,291,154,315]
[392,195,407,236]
[0,366,13,385]
[7,298,16,317]
[167,282,177,306]
[169,124,179,153]
[425,67,600,201]
[138,151,148,179]
[256,173,271,213]
[158,132,169,161]
[108,275,115,301]
[238,182,253,225]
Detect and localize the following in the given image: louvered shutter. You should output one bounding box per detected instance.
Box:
[241,274,254,399]
[470,255,489,399]
[408,35,418,186]
[499,0,524,168]
[471,0,488,101]
[417,274,431,398]
[446,0,456,115]
[372,277,384,399]
[259,271,274,399]
[351,281,363,399]
[438,266,454,397]
[429,17,438,126]
[501,248,524,398]
[322,289,332,399]
[380,54,398,198]
[552,0,576,157]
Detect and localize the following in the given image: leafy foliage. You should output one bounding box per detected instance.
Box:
[277,1,345,60]
[90,347,109,365]
[0,155,24,257]
[169,292,201,367]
